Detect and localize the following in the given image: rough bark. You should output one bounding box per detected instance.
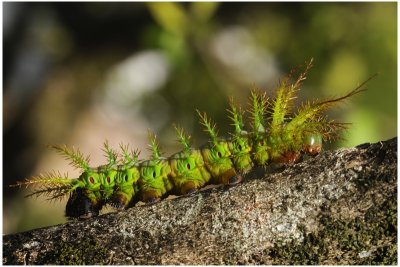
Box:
[3,138,397,265]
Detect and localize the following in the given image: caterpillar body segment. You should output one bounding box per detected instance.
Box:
[227,134,253,174]
[169,125,212,195]
[108,165,140,209]
[13,60,374,219]
[200,140,240,185]
[138,133,173,203]
[139,158,172,203]
[108,144,141,209]
[197,110,241,185]
[227,98,254,174]
[169,149,211,195]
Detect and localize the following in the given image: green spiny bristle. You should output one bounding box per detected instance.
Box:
[12,171,75,200]
[102,140,118,166]
[148,131,161,160]
[285,76,371,133]
[228,97,245,135]
[249,90,267,137]
[197,109,218,144]
[292,117,349,147]
[293,59,313,87]
[270,59,313,134]
[50,145,90,171]
[173,124,191,152]
[119,143,140,166]
[307,117,350,141]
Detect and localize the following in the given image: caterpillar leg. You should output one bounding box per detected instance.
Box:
[110,191,134,210]
[180,181,199,195]
[217,168,243,185]
[141,189,161,204]
[273,151,302,165]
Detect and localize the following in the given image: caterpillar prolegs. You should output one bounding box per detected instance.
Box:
[13,59,374,219]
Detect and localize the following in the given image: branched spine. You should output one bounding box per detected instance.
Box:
[50,145,90,171]
[228,97,245,135]
[12,171,75,200]
[119,143,139,166]
[102,140,118,167]
[270,59,313,134]
[197,109,219,145]
[148,131,161,160]
[174,124,191,152]
[249,90,267,138]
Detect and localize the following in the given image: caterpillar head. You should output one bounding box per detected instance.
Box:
[65,188,102,219]
[12,146,93,203]
[60,144,119,217]
[67,168,107,216]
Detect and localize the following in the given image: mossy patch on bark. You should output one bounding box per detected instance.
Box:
[264,195,397,265]
[38,239,110,265]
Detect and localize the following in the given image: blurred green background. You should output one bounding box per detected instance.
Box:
[3,2,396,234]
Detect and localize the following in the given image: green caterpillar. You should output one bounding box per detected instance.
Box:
[13,59,374,219]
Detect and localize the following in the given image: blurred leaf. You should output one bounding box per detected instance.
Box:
[147,2,188,36]
[159,31,189,66]
[190,2,219,22]
[322,51,367,96]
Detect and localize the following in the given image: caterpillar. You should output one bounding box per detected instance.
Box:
[12,59,375,219]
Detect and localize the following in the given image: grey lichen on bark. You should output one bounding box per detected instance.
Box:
[3,138,397,265]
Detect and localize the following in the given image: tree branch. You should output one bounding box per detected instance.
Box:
[3,138,397,265]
